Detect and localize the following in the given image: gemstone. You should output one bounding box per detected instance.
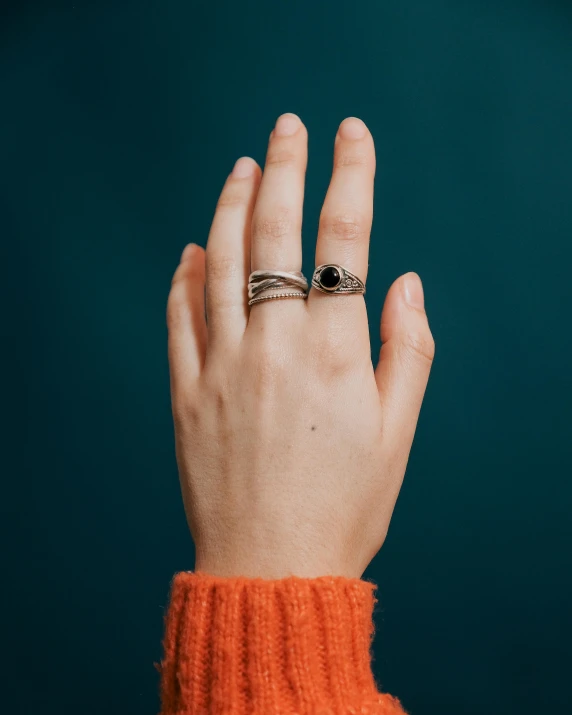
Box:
[320,265,341,289]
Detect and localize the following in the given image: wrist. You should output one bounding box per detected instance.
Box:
[194,548,360,580]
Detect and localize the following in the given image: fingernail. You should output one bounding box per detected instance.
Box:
[232,156,256,178]
[274,113,301,137]
[338,117,367,140]
[403,272,425,309]
[181,243,196,262]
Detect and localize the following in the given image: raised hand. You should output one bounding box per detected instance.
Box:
[166,114,434,579]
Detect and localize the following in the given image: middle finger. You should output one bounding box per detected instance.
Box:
[250,113,308,277]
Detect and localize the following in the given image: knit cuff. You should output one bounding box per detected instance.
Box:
[158,571,406,715]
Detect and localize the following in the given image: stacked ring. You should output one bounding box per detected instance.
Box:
[247,264,366,307]
[248,270,309,306]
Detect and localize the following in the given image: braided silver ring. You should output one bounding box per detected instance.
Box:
[248,269,309,306]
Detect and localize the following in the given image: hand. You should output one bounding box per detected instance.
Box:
[167,114,434,579]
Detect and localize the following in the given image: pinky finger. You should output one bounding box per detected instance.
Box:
[167,243,208,387]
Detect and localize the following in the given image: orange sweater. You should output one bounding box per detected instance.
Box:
[158,571,406,714]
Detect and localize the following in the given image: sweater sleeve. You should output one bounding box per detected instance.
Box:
[158,571,407,714]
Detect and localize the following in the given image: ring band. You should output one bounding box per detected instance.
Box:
[248,269,309,306]
[311,264,366,295]
[248,290,307,306]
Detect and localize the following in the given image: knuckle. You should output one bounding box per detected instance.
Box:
[311,331,354,379]
[322,354,353,380]
[202,369,232,411]
[206,253,240,281]
[334,151,369,169]
[319,328,345,357]
[319,210,366,242]
[216,190,247,210]
[171,260,199,286]
[265,148,298,168]
[170,268,183,287]
[252,207,293,242]
[166,286,187,329]
[402,329,435,366]
[249,336,288,390]
[211,382,231,415]
[171,387,200,426]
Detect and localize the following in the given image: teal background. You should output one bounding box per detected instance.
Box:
[4,1,572,713]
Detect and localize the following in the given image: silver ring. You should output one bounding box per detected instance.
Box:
[249,291,307,306]
[248,269,309,306]
[311,264,366,295]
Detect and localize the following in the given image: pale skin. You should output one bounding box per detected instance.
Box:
[167,113,435,580]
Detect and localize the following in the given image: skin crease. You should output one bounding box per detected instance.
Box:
[167,114,435,580]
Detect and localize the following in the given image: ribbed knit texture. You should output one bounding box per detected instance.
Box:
[158,571,407,715]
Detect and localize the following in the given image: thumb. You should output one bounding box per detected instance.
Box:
[374,272,435,450]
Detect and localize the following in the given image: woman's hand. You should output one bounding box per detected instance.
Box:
[167,114,434,580]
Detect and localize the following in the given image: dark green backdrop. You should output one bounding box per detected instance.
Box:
[5,1,572,713]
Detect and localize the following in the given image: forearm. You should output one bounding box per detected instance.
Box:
[158,571,406,715]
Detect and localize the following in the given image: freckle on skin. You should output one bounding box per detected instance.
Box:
[311,425,317,431]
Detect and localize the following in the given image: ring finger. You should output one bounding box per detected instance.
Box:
[309,117,376,313]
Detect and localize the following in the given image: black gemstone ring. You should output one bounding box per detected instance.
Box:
[311,264,366,295]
